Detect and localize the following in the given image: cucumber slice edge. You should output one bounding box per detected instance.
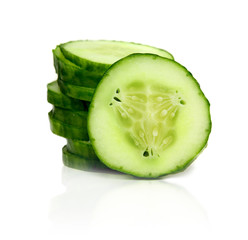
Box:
[60,40,174,70]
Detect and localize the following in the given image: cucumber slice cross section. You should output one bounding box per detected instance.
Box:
[88,54,211,178]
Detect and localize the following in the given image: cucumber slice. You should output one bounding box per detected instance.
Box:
[50,107,87,128]
[58,79,95,101]
[47,81,89,111]
[53,46,100,87]
[66,139,98,159]
[60,40,174,76]
[49,110,89,140]
[88,54,211,178]
[62,146,107,170]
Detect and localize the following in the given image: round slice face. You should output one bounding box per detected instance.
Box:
[60,40,174,74]
[88,54,211,178]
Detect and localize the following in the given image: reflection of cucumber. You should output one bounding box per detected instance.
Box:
[47,81,88,110]
[91,181,207,227]
[50,107,87,128]
[58,79,95,101]
[60,40,174,83]
[48,111,88,140]
[62,145,107,170]
[88,54,211,178]
[67,139,98,159]
[53,46,100,87]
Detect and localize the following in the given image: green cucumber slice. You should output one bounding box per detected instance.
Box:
[62,146,107,170]
[58,79,95,101]
[60,40,174,78]
[47,81,89,111]
[49,110,89,140]
[53,46,100,87]
[66,139,98,159]
[88,54,211,178]
[50,107,87,128]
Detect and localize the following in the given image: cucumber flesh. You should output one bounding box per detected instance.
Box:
[49,110,89,140]
[57,40,173,99]
[62,146,107,170]
[50,107,87,128]
[53,47,100,87]
[47,81,89,111]
[58,79,95,101]
[60,40,174,77]
[66,139,98,159]
[88,54,211,178]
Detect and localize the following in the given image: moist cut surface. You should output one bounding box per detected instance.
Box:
[88,54,211,178]
[109,82,185,158]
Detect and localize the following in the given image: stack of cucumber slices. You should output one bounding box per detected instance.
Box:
[47,40,211,178]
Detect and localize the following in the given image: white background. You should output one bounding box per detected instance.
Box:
[0,0,247,239]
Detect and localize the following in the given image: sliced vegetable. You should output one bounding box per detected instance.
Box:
[88,54,211,178]
[58,40,173,86]
[62,145,107,170]
[53,46,100,87]
[66,139,98,159]
[58,79,95,101]
[61,40,173,69]
[47,81,89,110]
[49,110,88,140]
[50,107,87,128]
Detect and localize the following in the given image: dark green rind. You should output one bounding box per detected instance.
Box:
[50,107,88,128]
[165,135,211,178]
[62,145,107,170]
[53,46,101,87]
[47,81,89,111]
[88,53,211,179]
[66,139,98,159]
[49,111,89,140]
[60,40,174,76]
[58,79,95,101]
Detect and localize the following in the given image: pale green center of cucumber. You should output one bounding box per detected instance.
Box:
[109,82,185,158]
